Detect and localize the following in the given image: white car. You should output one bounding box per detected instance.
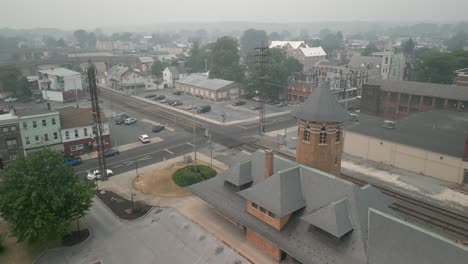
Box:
[139,134,150,143]
[87,169,113,180]
[125,118,137,125]
[5,97,18,103]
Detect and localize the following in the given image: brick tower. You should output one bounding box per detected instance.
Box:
[292,77,349,176]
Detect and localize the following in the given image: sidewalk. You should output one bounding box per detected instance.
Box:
[97,152,276,264]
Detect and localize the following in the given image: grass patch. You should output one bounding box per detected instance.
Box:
[172,165,217,187]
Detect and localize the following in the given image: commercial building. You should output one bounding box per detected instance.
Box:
[0,110,22,169]
[188,86,468,263]
[361,80,468,118]
[57,107,110,156]
[37,67,84,102]
[175,75,244,101]
[18,110,62,154]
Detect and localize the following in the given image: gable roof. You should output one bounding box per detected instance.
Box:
[367,79,468,101]
[299,46,327,57]
[38,67,80,77]
[292,81,349,122]
[239,166,306,217]
[348,55,381,69]
[301,197,354,238]
[224,160,253,187]
[107,65,129,80]
[138,57,154,64]
[175,75,235,91]
[269,41,307,50]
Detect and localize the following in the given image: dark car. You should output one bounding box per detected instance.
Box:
[115,113,129,119]
[152,125,165,133]
[145,94,157,98]
[249,106,261,110]
[114,118,124,125]
[232,101,246,106]
[64,155,82,166]
[165,99,175,105]
[104,148,120,157]
[277,101,288,107]
[171,100,183,106]
[173,91,182,95]
[197,105,211,113]
[155,95,166,100]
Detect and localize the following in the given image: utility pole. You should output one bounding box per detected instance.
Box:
[87,61,108,181]
[254,42,268,136]
[192,111,197,172]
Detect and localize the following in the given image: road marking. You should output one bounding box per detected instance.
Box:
[164,149,174,155]
[186,142,195,147]
[237,125,248,129]
[137,155,152,161]
[75,142,190,174]
[112,164,124,169]
[241,151,252,155]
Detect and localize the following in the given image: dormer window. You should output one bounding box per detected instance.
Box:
[303,124,311,143]
[319,127,327,145]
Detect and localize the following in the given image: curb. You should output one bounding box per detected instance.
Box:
[94,193,157,223]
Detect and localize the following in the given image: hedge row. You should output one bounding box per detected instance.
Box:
[172,165,217,187]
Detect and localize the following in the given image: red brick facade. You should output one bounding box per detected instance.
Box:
[63,134,111,156]
[246,229,283,262]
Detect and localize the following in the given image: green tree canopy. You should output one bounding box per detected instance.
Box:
[362,42,380,56]
[0,66,31,97]
[246,48,303,99]
[401,38,416,57]
[413,49,468,84]
[209,36,244,82]
[240,29,268,62]
[188,42,210,72]
[445,31,468,51]
[151,60,166,77]
[0,149,95,244]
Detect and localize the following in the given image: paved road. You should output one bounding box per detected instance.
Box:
[35,200,249,264]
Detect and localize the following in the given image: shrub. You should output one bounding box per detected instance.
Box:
[0,232,6,254]
[133,201,148,214]
[172,165,217,187]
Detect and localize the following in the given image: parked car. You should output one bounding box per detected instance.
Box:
[166,100,175,105]
[139,134,150,143]
[152,125,165,133]
[5,97,18,103]
[87,169,113,180]
[35,98,47,104]
[249,106,261,110]
[64,155,82,166]
[173,91,182,95]
[382,120,397,129]
[160,98,170,104]
[104,148,120,157]
[277,101,288,107]
[115,113,129,119]
[184,105,196,110]
[171,100,183,106]
[114,118,125,125]
[268,99,279,105]
[144,94,157,98]
[155,95,166,100]
[125,118,137,125]
[252,96,260,102]
[197,105,211,113]
[232,101,246,106]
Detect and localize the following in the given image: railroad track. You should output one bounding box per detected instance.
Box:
[239,143,468,239]
[100,88,205,130]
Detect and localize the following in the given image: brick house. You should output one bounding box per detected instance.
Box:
[57,107,110,156]
[293,46,327,72]
[0,110,23,169]
[269,41,308,58]
[361,80,468,118]
[188,85,468,263]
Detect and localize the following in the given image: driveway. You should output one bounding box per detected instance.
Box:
[35,199,249,264]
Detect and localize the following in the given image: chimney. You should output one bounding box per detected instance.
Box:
[265,150,274,177]
[464,135,468,161]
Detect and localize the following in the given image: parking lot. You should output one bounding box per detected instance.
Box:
[135,88,292,124]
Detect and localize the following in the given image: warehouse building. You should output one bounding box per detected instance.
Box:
[175,75,244,101]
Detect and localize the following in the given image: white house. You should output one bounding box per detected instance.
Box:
[37,67,84,102]
[163,66,188,88]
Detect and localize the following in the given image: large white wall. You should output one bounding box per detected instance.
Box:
[343,131,468,184]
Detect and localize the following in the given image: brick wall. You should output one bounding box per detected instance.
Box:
[63,134,110,156]
[246,228,282,262]
[246,200,291,230]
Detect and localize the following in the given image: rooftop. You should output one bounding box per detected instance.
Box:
[57,107,107,129]
[366,79,468,101]
[348,55,381,69]
[175,75,235,91]
[17,109,59,118]
[269,41,307,50]
[345,110,468,158]
[299,46,327,57]
[138,57,154,64]
[38,67,80,77]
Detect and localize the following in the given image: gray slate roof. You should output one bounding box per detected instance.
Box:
[176,75,234,91]
[367,79,468,101]
[38,68,80,77]
[348,55,381,69]
[239,166,306,217]
[292,84,349,122]
[301,197,354,238]
[345,110,468,158]
[224,160,253,186]
[107,65,129,81]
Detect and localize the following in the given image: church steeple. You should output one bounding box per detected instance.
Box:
[292,76,349,176]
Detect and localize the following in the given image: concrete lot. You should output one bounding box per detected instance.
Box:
[135,88,292,124]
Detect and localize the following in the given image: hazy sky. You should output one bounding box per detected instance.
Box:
[1,0,467,29]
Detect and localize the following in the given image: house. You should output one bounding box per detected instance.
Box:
[455,68,468,87]
[269,41,308,57]
[18,109,62,153]
[175,75,244,101]
[293,46,327,72]
[107,65,147,90]
[163,66,188,87]
[96,41,114,50]
[136,57,154,73]
[0,109,22,169]
[188,84,468,263]
[361,80,468,118]
[37,67,84,102]
[57,107,110,156]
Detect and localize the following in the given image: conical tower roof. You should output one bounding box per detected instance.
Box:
[292,78,349,123]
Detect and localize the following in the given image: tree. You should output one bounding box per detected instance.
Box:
[362,43,379,56]
[0,66,30,97]
[42,35,58,48]
[402,38,416,58]
[151,60,166,77]
[73,29,88,48]
[240,29,268,61]
[320,32,344,55]
[209,36,244,82]
[246,48,303,99]
[188,42,209,72]
[445,31,468,51]
[0,149,95,243]
[268,32,281,41]
[280,30,291,40]
[413,49,468,84]
[56,38,66,47]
